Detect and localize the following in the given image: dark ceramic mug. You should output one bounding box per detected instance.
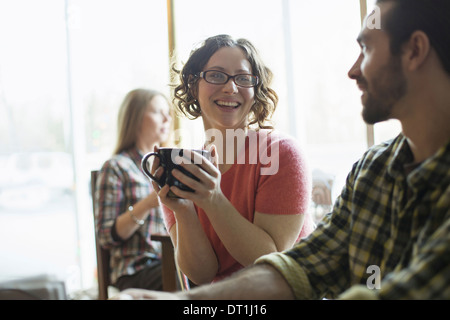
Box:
[141,147,211,198]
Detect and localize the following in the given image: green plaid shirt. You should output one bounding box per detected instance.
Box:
[257,134,450,299]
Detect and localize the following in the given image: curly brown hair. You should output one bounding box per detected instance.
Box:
[172,34,278,129]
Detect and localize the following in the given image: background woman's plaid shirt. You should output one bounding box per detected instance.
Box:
[258,134,450,299]
[94,147,167,285]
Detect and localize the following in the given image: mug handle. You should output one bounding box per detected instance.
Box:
[141,152,164,186]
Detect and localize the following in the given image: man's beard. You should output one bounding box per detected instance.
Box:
[360,56,407,125]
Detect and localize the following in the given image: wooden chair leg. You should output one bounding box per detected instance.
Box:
[151,234,177,292]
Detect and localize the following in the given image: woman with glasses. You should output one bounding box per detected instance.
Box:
[152,35,313,284]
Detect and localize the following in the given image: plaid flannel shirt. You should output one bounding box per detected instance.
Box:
[95,147,167,284]
[257,134,450,299]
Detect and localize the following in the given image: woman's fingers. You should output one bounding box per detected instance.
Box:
[171,168,205,191]
[151,166,164,191]
[177,152,219,180]
[168,185,193,199]
[158,184,170,198]
[209,144,219,169]
[152,147,222,205]
[150,152,161,175]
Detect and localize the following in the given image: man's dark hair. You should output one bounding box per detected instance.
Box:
[377,0,450,74]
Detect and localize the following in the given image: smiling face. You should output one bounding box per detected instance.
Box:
[196,46,255,131]
[348,2,407,125]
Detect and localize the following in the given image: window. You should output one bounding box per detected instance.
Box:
[0,0,169,294]
[0,0,78,288]
[288,0,368,221]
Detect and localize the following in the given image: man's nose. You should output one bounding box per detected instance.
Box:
[348,54,363,80]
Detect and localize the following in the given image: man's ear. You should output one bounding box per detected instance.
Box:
[402,30,431,71]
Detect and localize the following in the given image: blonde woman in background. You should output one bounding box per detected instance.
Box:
[95,88,172,291]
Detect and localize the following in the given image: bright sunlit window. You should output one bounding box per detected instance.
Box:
[0,0,169,295]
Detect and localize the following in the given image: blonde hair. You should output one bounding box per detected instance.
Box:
[113,88,169,155]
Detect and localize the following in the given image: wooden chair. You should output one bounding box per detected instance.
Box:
[90,170,187,297]
[91,170,111,300]
[151,234,183,291]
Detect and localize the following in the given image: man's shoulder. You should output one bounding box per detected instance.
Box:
[346,134,405,183]
[359,134,404,165]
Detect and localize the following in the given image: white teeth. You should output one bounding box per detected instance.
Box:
[216,101,239,108]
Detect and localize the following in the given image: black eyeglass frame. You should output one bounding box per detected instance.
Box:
[197,70,259,88]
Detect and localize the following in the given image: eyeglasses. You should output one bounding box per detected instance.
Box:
[197,70,259,88]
